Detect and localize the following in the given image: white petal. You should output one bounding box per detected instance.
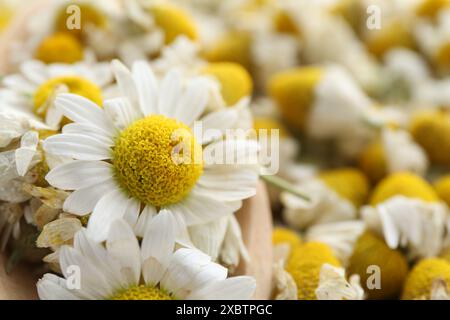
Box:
[158,69,183,117]
[141,210,176,286]
[133,205,156,238]
[37,274,81,300]
[174,78,208,126]
[111,59,138,107]
[196,108,239,144]
[188,218,228,261]
[132,61,159,115]
[168,189,242,225]
[87,189,137,242]
[46,160,113,190]
[55,94,114,136]
[44,133,111,160]
[197,167,258,202]
[106,219,141,286]
[187,276,256,300]
[160,248,211,298]
[62,123,114,146]
[103,97,142,130]
[63,179,117,215]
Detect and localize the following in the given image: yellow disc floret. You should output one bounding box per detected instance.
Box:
[55,4,106,40]
[203,62,253,106]
[274,10,300,35]
[272,227,302,249]
[204,31,253,72]
[113,115,203,208]
[410,110,450,165]
[348,231,408,299]
[286,242,341,300]
[35,33,83,64]
[434,175,450,207]
[365,20,415,58]
[402,258,450,300]
[416,0,450,18]
[319,168,370,208]
[151,4,198,44]
[370,172,438,206]
[111,285,173,300]
[358,140,387,184]
[268,67,323,131]
[34,76,103,117]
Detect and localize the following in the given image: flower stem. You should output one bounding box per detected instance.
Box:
[260,174,310,202]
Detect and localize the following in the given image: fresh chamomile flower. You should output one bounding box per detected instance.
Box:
[37,213,256,300]
[281,168,369,230]
[410,109,450,165]
[0,59,113,129]
[362,172,450,259]
[347,231,409,299]
[402,258,450,300]
[43,60,259,265]
[358,127,428,183]
[269,65,404,158]
[305,220,366,267]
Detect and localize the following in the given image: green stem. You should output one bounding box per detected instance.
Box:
[260,174,310,202]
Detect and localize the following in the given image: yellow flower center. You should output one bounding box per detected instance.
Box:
[150,4,198,44]
[203,62,253,106]
[112,115,203,207]
[33,76,103,118]
[286,242,341,300]
[35,33,84,64]
[111,285,173,300]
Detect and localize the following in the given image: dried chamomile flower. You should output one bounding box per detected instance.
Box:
[36,217,82,248]
[402,258,450,300]
[363,172,449,258]
[410,110,450,166]
[306,220,366,266]
[358,127,428,183]
[269,66,403,158]
[348,231,409,299]
[285,242,341,300]
[281,168,369,230]
[37,214,256,300]
[315,263,365,300]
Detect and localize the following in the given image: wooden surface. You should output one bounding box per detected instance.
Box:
[0,254,38,300]
[236,182,273,300]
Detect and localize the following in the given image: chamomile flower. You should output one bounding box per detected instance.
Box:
[43,60,259,267]
[402,258,450,300]
[362,172,450,259]
[0,59,113,129]
[358,127,428,183]
[315,263,365,300]
[281,168,369,230]
[6,0,116,67]
[348,231,409,299]
[37,213,256,300]
[269,65,404,158]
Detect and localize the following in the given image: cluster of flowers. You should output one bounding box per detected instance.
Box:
[1,0,450,300]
